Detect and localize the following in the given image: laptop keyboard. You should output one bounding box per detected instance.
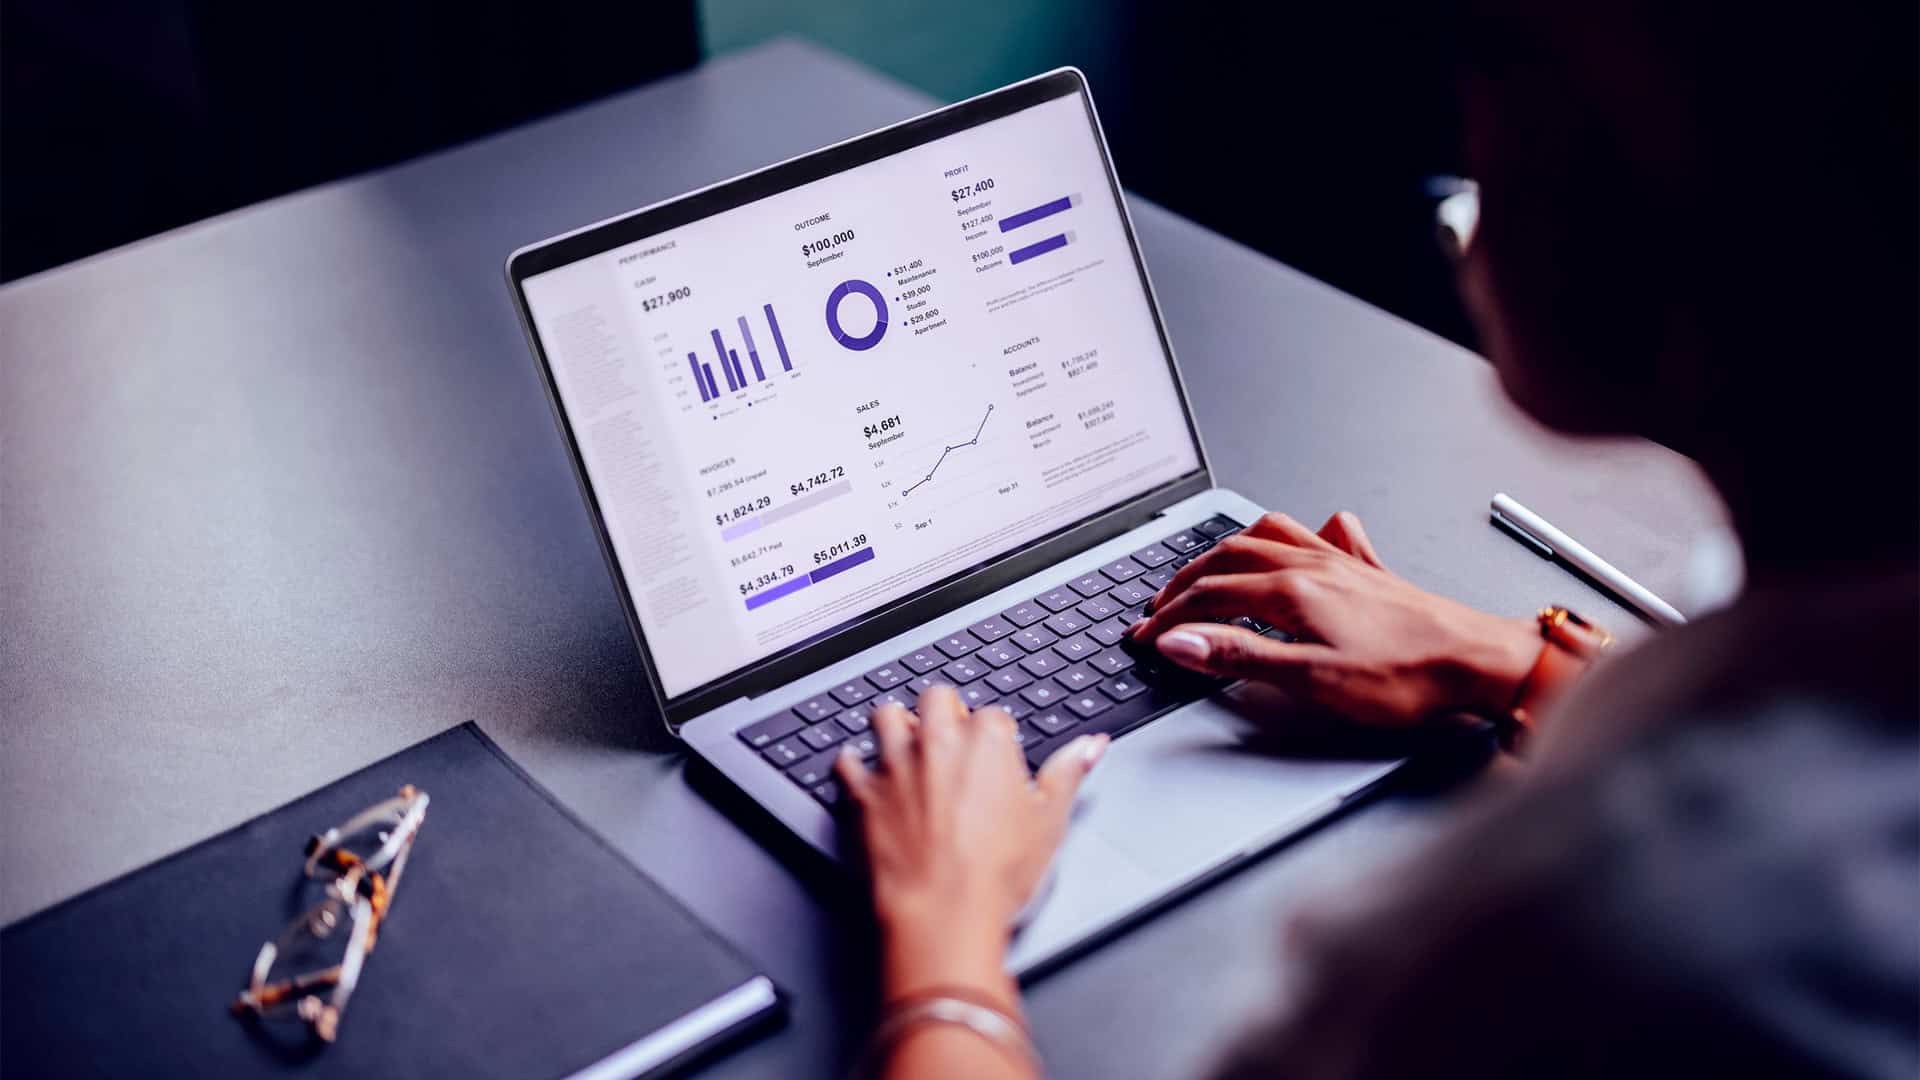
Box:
[735,514,1282,807]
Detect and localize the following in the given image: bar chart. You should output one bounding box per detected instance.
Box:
[691,302,795,402]
[743,545,876,611]
[999,192,1080,268]
[719,478,853,541]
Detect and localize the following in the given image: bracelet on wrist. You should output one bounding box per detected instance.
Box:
[1502,606,1613,751]
[856,986,1039,1078]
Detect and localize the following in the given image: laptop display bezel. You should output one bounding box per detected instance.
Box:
[507,68,1212,732]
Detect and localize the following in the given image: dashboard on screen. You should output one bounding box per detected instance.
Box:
[519,84,1202,700]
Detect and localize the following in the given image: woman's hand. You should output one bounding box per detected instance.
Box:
[834,686,1107,1009]
[1129,511,1540,728]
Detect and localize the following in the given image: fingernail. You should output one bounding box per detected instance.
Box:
[1157,630,1211,664]
[1082,734,1110,768]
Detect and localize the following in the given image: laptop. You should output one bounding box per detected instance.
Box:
[506,69,1402,974]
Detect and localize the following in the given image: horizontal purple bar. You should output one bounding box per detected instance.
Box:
[743,546,876,611]
[1008,232,1069,265]
[809,545,874,583]
[743,574,810,611]
[719,517,762,541]
[998,195,1074,232]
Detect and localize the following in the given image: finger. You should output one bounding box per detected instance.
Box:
[1146,534,1319,616]
[871,703,916,775]
[1241,511,1343,554]
[968,703,1025,769]
[1151,622,1339,687]
[1135,569,1303,644]
[832,745,873,801]
[913,683,962,755]
[1317,511,1386,570]
[1035,733,1109,812]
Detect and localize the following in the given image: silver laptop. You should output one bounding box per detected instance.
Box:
[507,69,1402,975]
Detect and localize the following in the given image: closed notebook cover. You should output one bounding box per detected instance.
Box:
[1,723,780,1078]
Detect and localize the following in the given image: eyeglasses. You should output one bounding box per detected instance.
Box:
[232,785,430,1043]
[1428,175,1481,261]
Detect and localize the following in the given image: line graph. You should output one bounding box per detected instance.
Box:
[903,404,994,497]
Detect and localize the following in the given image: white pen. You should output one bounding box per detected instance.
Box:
[1490,492,1687,628]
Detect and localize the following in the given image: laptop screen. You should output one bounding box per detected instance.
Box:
[520,84,1203,700]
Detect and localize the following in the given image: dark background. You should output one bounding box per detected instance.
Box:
[1,0,1473,345]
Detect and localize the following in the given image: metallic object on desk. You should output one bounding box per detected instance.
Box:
[233,786,429,1043]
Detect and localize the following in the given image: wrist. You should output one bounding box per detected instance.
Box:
[1454,614,1544,717]
[878,901,1018,1013]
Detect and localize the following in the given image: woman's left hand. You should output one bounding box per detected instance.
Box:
[835,686,1107,1007]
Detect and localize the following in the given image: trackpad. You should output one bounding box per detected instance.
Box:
[1073,686,1402,878]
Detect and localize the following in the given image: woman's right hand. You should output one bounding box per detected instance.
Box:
[1128,511,1542,728]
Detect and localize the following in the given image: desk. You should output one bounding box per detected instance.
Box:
[0,39,1721,1077]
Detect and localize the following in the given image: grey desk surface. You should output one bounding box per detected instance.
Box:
[1,39,1722,1077]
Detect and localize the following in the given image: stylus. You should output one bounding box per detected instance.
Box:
[1490,493,1688,628]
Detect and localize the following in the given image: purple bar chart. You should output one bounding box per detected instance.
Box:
[692,303,797,402]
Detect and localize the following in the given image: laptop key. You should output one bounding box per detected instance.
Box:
[1037,587,1081,612]
[958,684,999,710]
[1162,530,1205,553]
[872,689,915,710]
[1043,609,1092,636]
[762,738,810,767]
[1053,633,1098,661]
[830,679,876,707]
[1020,682,1067,708]
[900,648,945,674]
[1025,737,1063,771]
[795,695,839,723]
[968,615,1016,643]
[1195,516,1237,538]
[1011,721,1043,747]
[1001,696,1036,720]
[1054,664,1099,692]
[1087,649,1134,677]
[864,663,910,690]
[986,667,1034,694]
[800,722,850,752]
[1141,567,1175,591]
[1031,710,1080,736]
[977,641,1022,668]
[1129,544,1176,569]
[907,673,946,696]
[1019,650,1067,677]
[1100,674,1150,701]
[787,756,834,787]
[1088,619,1130,647]
[1002,601,1049,627]
[1077,595,1122,620]
[1065,693,1112,720]
[835,707,872,734]
[1010,626,1057,652]
[849,733,880,760]
[935,630,982,657]
[941,656,990,683]
[1108,581,1155,608]
[809,779,843,807]
[739,712,804,748]
[1099,557,1145,583]
[1067,572,1110,598]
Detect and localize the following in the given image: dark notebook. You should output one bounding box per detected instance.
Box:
[1,723,780,1078]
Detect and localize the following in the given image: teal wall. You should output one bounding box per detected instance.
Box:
[700,0,1104,102]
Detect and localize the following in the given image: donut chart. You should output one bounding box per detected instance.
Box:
[825,278,888,351]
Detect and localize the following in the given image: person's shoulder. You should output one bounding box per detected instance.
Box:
[1476,696,1919,1075]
